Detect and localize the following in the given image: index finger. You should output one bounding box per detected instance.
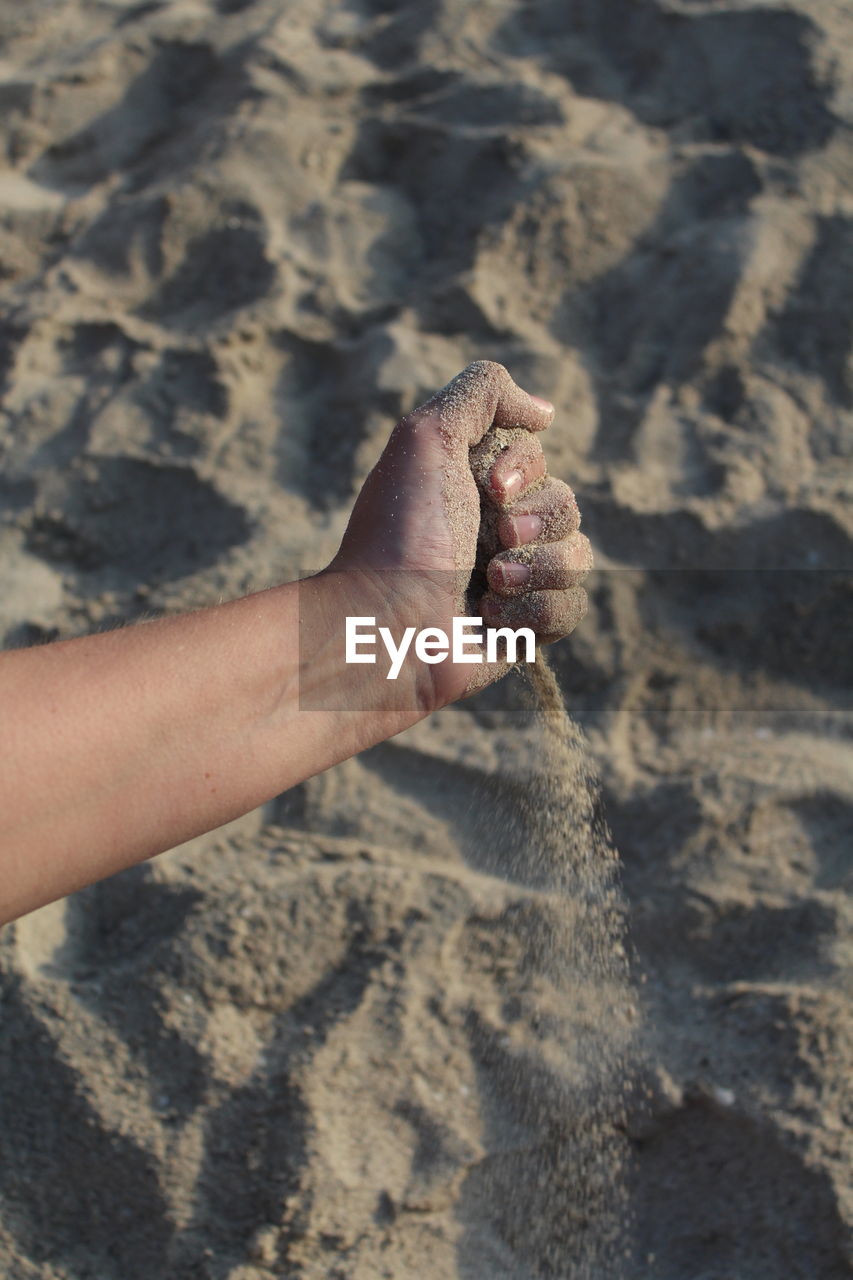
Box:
[409,360,554,447]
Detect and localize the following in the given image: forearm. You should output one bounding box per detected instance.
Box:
[0,362,581,925]
[0,573,421,924]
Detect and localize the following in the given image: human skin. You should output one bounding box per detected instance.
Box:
[0,362,591,924]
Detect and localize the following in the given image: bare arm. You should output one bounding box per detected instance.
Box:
[0,575,420,923]
[0,362,591,924]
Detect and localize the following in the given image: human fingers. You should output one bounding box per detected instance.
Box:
[497,477,580,547]
[481,587,589,641]
[487,533,593,596]
[469,430,547,506]
[408,360,553,448]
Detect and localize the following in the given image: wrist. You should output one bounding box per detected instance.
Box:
[294,566,443,734]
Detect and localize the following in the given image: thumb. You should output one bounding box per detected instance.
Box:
[407,360,554,448]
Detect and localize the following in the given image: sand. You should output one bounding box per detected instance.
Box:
[1,0,852,1276]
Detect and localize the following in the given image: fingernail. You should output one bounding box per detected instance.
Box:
[500,469,524,498]
[529,394,553,412]
[510,514,542,544]
[495,561,530,589]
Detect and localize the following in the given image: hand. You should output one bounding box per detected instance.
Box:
[327,361,592,709]
[0,360,591,921]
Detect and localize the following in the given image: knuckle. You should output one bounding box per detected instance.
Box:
[555,542,575,572]
[400,407,443,442]
[518,590,555,632]
[551,477,577,504]
[544,597,566,631]
[568,532,593,572]
[400,407,425,430]
[546,506,575,541]
[549,587,587,635]
[475,358,508,378]
[520,441,546,475]
[467,359,510,389]
[503,434,538,463]
[526,545,552,577]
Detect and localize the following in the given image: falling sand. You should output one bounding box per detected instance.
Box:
[436,376,641,1277]
[470,652,638,1278]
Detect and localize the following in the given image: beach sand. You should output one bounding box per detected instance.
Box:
[1,0,851,1276]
